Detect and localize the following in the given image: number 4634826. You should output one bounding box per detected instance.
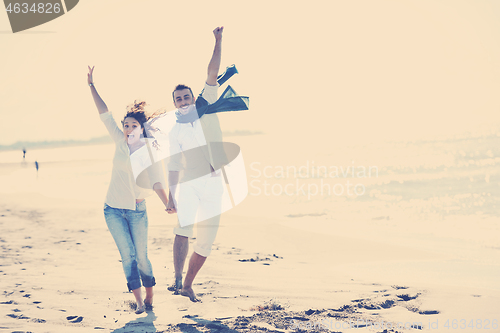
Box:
[443,319,498,330]
[6,3,61,14]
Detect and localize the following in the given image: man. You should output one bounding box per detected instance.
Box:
[166,26,225,302]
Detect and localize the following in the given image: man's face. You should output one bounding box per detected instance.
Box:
[173,89,195,109]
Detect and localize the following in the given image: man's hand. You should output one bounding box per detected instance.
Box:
[207,27,223,86]
[213,26,223,41]
[166,192,177,214]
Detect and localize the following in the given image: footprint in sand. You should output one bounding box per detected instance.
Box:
[396,294,419,301]
[391,285,409,290]
[7,313,30,319]
[66,315,84,323]
[379,300,395,309]
[32,318,46,323]
[0,300,15,304]
[419,310,440,315]
[238,257,271,263]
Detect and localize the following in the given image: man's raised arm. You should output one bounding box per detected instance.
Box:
[206,26,223,86]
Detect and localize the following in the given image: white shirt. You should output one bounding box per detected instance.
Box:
[100,112,165,210]
[168,83,223,179]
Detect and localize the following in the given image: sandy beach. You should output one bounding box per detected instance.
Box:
[2,0,500,331]
[1,137,499,333]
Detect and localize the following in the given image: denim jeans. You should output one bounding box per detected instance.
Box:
[103,201,155,291]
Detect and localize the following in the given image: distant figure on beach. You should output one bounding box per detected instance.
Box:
[87,67,169,314]
[165,26,226,302]
[23,148,26,159]
[34,160,38,172]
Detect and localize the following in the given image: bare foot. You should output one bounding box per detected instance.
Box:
[144,298,153,311]
[167,278,183,295]
[135,303,145,314]
[144,287,153,311]
[180,286,200,302]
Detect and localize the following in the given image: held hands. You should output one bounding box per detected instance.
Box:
[166,192,177,214]
[87,66,94,86]
[213,26,223,41]
[166,200,177,214]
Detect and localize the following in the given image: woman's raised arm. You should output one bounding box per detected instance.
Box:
[88,66,108,114]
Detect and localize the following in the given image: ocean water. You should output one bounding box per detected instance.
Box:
[2,134,500,214]
[0,144,114,203]
[242,133,500,214]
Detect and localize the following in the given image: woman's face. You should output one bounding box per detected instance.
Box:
[123,117,143,145]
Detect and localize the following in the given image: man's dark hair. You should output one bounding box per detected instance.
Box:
[172,84,194,102]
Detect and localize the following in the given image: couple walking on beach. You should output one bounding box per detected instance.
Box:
[88,27,228,314]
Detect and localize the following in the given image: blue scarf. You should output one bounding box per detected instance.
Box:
[175,65,249,123]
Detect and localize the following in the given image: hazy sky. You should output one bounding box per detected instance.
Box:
[1,0,500,146]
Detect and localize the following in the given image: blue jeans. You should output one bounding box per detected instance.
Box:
[103,201,155,291]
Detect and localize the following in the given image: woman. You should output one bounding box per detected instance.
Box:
[87,66,168,314]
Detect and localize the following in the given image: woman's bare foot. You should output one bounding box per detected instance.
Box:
[144,301,153,311]
[180,286,200,302]
[135,303,145,314]
[144,298,153,311]
[132,288,145,314]
[144,287,153,310]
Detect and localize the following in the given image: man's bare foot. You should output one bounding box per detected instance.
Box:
[180,286,200,302]
[167,278,183,295]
